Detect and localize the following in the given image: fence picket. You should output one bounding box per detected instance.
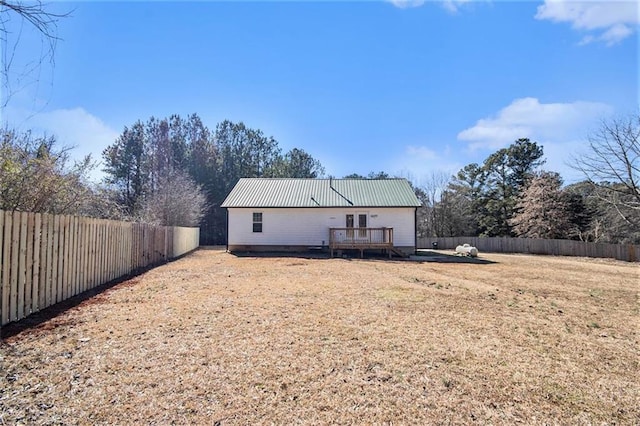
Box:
[40,213,51,309]
[64,215,72,300]
[16,213,27,320]
[96,220,102,285]
[88,218,96,290]
[79,217,87,292]
[72,216,80,297]
[68,216,76,297]
[10,212,21,322]
[52,215,61,304]
[32,214,41,313]
[0,212,7,324]
[25,213,35,315]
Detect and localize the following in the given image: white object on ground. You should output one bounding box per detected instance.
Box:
[455,244,479,257]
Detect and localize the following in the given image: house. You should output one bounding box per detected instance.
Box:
[220,178,421,257]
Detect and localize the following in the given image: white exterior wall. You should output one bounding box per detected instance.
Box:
[227,207,416,247]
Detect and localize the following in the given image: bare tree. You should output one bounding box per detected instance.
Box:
[1,1,70,107]
[572,114,640,228]
[0,126,97,214]
[510,171,572,239]
[140,171,208,227]
[416,171,451,237]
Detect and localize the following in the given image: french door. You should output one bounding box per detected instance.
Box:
[346,213,368,239]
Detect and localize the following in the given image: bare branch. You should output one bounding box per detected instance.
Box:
[571,113,640,230]
[0,1,68,39]
[0,1,71,107]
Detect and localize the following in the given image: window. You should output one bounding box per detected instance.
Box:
[252,212,263,233]
[345,214,354,228]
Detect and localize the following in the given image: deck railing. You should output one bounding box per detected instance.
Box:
[330,227,392,245]
[329,227,394,257]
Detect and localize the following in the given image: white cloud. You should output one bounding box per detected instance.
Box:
[388,0,475,12]
[457,97,614,182]
[458,97,612,148]
[442,0,473,14]
[390,144,462,185]
[535,0,639,46]
[598,23,635,45]
[388,0,426,9]
[406,145,438,160]
[3,106,120,181]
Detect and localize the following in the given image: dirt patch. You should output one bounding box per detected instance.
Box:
[1,250,638,424]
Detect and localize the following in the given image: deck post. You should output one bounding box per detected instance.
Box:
[329,228,334,258]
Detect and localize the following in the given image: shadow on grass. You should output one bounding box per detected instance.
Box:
[1,248,204,340]
[230,250,332,260]
[230,249,406,261]
[0,256,185,340]
[0,272,150,340]
[230,249,497,264]
[412,250,497,265]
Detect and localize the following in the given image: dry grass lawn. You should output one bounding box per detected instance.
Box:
[1,249,638,424]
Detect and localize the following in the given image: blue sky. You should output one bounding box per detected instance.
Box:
[1,0,638,185]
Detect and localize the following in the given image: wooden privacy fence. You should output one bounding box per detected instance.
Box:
[418,236,640,262]
[0,210,200,327]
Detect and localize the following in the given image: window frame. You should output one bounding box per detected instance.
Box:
[252,212,263,233]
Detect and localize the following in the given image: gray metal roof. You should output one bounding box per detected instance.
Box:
[221,178,421,208]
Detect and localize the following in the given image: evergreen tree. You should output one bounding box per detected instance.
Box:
[102,121,147,214]
[478,139,545,236]
[266,148,325,178]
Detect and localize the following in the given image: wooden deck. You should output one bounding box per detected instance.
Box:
[329,227,405,258]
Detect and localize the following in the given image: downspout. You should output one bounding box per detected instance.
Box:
[225,208,229,252]
[414,207,418,255]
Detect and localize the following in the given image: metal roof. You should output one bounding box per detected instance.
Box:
[221,178,421,208]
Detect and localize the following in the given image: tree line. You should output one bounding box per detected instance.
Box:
[101,114,325,244]
[1,115,325,243]
[415,114,640,244]
[1,113,638,245]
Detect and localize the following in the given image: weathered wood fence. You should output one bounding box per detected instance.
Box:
[418,236,639,262]
[0,210,200,327]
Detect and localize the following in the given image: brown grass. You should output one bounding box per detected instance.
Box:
[1,249,638,424]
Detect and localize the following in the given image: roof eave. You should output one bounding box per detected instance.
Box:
[222,205,421,209]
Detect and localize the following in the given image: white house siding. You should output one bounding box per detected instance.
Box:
[227,207,416,249]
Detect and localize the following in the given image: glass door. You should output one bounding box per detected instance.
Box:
[346,214,354,239]
[358,213,367,238]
